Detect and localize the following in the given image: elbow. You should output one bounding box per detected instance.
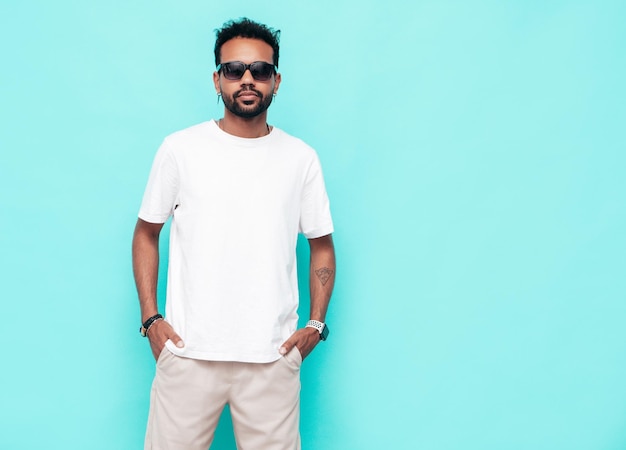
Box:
[309,234,335,259]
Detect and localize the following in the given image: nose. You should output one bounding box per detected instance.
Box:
[240,68,255,84]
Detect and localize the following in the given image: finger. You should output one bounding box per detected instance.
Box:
[150,341,162,361]
[168,331,185,348]
[279,338,295,355]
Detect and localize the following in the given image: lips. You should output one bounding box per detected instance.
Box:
[235,90,260,99]
[235,91,259,97]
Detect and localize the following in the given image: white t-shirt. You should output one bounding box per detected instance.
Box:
[139,120,333,362]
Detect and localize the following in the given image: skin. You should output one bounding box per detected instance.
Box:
[279,234,335,360]
[133,37,336,361]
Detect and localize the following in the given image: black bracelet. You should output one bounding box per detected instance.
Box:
[140,314,163,337]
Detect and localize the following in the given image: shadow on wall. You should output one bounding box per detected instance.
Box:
[211,405,238,449]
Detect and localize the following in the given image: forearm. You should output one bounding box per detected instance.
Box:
[132,219,163,322]
[308,234,336,322]
[278,234,335,358]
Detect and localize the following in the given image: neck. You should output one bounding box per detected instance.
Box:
[219,111,270,138]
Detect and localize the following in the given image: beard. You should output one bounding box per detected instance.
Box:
[222,86,273,119]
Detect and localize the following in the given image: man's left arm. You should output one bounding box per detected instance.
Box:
[280,234,336,360]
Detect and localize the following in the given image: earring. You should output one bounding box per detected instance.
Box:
[217,92,222,104]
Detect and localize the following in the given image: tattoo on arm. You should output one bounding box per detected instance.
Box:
[315,267,334,286]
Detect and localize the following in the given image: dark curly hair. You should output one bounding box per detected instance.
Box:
[214,18,281,68]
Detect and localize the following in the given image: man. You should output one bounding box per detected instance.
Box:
[132,18,335,450]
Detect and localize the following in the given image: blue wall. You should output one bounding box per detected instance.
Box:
[1,1,625,449]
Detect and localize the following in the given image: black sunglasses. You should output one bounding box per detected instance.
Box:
[217,61,276,81]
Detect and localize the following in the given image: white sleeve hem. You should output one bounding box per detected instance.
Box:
[138,211,170,224]
[303,224,334,239]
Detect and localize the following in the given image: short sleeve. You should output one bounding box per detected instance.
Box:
[299,154,334,238]
[138,141,180,224]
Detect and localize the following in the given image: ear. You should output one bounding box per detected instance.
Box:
[213,71,221,93]
[273,72,282,95]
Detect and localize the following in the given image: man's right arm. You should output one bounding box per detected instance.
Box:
[132,218,184,360]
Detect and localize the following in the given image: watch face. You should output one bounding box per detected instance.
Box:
[321,324,329,341]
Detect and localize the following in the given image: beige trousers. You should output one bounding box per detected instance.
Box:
[144,346,302,450]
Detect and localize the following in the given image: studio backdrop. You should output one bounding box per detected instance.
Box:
[1,1,625,449]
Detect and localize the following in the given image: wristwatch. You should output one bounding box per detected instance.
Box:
[140,314,163,337]
[306,320,329,341]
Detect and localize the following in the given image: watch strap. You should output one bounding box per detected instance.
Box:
[306,320,329,341]
[140,313,163,337]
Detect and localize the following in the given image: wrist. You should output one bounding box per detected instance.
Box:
[141,306,159,324]
[140,313,163,337]
[305,319,329,341]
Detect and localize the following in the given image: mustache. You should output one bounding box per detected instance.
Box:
[234,86,263,98]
